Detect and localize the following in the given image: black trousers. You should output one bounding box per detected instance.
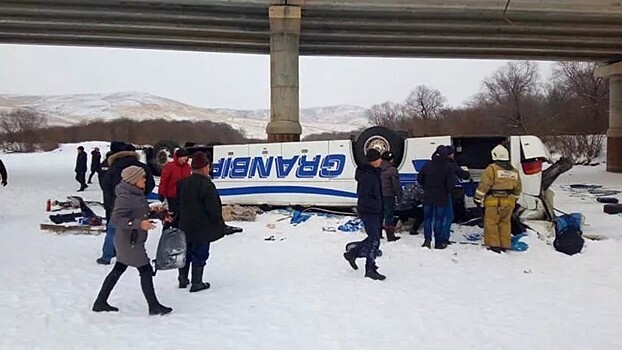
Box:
[75,172,87,189]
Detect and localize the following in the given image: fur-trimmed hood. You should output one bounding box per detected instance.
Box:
[108,151,138,165]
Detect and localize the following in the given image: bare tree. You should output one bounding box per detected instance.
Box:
[404,85,447,120]
[0,108,48,151]
[480,61,540,132]
[366,102,404,127]
[551,62,608,131]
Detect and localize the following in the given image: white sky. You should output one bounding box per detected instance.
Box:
[0,44,554,110]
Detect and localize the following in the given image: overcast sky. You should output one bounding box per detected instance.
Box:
[0,44,553,110]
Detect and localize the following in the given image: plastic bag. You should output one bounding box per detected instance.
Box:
[154,227,187,271]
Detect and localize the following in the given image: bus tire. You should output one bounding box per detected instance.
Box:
[354,127,404,167]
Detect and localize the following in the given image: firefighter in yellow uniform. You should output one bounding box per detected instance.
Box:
[473,145,522,253]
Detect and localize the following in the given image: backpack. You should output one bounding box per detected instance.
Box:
[154,227,187,271]
[553,214,584,256]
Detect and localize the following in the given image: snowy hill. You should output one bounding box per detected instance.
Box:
[0,92,368,139]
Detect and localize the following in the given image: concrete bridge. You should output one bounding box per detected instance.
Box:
[1,0,621,170]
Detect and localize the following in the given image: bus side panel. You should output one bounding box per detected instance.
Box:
[399,137,451,185]
[214,140,357,207]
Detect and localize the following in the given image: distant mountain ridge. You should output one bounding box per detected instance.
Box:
[0,92,368,138]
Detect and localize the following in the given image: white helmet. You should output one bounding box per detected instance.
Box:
[491,145,510,161]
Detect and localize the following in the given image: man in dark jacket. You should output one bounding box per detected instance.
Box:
[75,146,88,192]
[380,151,402,242]
[176,152,225,292]
[96,143,155,265]
[87,147,102,184]
[443,146,471,245]
[98,141,126,192]
[343,149,386,281]
[417,145,453,249]
[0,158,7,187]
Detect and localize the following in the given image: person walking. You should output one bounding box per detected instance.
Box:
[380,151,402,242]
[97,143,155,265]
[176,152,226,292]
[87,147,102,184]
[417,145,453,249]
[0,158,7,187]
[75,146,88,192]
[92,166,172,315]
[474,145,522,253]
[343,149,386,281]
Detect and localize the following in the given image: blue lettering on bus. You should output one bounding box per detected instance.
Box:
[276,156,299,178]
[319,154,346,178]
[229,157,251,179]
[249,157,274,179]
[213,154,347,179]
[296,155,321,178]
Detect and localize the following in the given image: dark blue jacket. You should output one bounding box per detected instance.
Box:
[356,164,383,215]
[102,151,155,215]
[75,151,87,173]
[417,148,453,207]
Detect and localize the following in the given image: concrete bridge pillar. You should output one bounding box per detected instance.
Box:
[596,62,622,173]
[266,4,302,142]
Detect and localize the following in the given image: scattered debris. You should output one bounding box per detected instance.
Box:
[40,223,104,235]
[597,197,619,204]
[222,205,257,222]
[604,204,622,215]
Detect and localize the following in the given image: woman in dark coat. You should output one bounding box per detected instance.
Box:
[92,166,172,316]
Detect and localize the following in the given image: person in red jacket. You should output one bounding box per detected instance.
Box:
[158,148,191,217]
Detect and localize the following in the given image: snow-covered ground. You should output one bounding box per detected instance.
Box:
[1,143,622,350]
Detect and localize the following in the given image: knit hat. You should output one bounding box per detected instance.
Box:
[365,149,382,162]
[77,146,84,151]
[381,151,395,161]
[176,148,190,158]
[121,166,145,185]
[191,151,210,169]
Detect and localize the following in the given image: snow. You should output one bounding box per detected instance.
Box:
[0,93,369,138]
[1,144,622,349]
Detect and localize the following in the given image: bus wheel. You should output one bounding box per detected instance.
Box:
[354,127,404,167]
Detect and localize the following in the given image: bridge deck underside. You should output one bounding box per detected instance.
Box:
[0,1,620,60]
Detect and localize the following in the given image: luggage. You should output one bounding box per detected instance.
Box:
[553,214,584,256]
[154,227,187,271]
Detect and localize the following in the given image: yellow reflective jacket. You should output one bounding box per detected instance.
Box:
[475,162,522,202]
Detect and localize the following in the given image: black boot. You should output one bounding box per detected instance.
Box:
[365,267,386,281]
[139,265,172,316]
[343,251,358,270]
[178,266,190,288]
[189,267,211,293]
[434,241,447,250]
[488,247,502,254]
[386,226,401,242]
[92,263,126,312]
[422,239,431,249]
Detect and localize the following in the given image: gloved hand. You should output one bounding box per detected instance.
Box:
[1,180,6,187]
[158,195,165,203]
[474,197,483,208]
